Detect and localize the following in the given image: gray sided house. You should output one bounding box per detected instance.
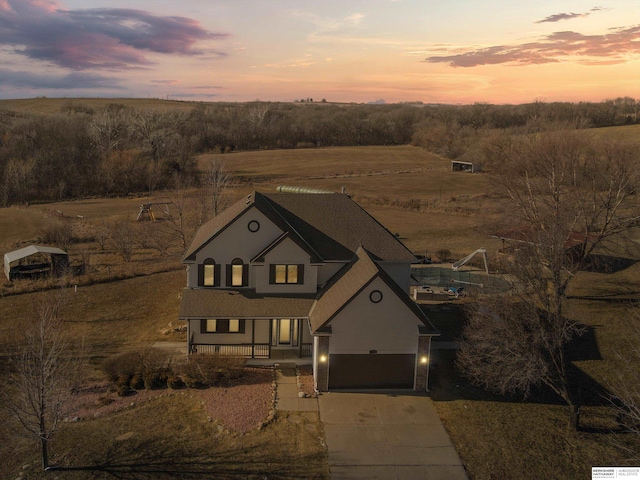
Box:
[179,191,438,391]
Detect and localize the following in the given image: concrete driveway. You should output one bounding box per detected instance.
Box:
[318,392,467,480]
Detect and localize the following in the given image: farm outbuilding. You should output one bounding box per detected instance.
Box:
[3,245,69,281]
[451,160,481,173]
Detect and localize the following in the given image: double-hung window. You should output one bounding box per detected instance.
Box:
[270,264,304,284]
[202,319,245,333]
[199,258,220,287]
[227,258,248,287]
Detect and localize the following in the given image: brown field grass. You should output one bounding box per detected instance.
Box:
[0,205,46,251]
[0,142,639,479]
[0,97,205,114]
[4,393,327,479]
[0,270,185,369]
[207,145,493,256]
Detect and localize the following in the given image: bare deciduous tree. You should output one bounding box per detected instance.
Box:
[109,217,136,262]
[2,294,84,471]
[89,105,128,160]
[41,219,73,251]
[160,176,199,252]
[134,221,174,256]
[458,131,640,430]
[609,311,640,452]
[197,158,232,223]
[3,157,36,204]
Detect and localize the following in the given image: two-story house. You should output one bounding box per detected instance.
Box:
[179,191,438,391]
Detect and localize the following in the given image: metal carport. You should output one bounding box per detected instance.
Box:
[4,245,68,281]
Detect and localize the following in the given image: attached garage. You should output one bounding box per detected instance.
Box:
[328,353,416,389]
[310,248,439,392]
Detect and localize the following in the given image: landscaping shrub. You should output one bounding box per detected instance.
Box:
[116,375,133,397]
[213,355,247,386]
[181,374,205,389]
[103,348,173,389]
[181,354,247,387]
[129,374,145,390]
[105,351,246,390]
[143,372,167,390]
[103,351,143,382]
[167,375,185,389]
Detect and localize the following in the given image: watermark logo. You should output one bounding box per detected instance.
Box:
[593,467,640,479]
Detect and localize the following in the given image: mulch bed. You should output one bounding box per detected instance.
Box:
[196,367,274,433]
[297,365,316,397]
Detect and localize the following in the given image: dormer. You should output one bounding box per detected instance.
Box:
[252,232,320,294]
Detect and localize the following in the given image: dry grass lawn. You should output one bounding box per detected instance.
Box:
[4,394,327,479]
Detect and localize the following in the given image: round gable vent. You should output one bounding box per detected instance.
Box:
[248,220,260,232]
[369,290,383,303]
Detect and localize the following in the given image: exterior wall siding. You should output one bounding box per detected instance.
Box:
[328,277,421,354]
[187,208,283,288]
[301,319,312,343]
[189,319,271,345]
[255,237,318,294]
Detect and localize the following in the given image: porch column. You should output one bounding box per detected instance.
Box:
[316,336,330,391]
[268,319,273,358]
[187,320,191,355]
[251,319,255,359]
[415,336,432,391]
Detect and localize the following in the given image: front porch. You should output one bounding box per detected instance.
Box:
[189,341,312,359]
[188,317,313,359]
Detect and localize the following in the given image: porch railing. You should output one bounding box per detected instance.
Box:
[190,343,270,358]
[301,343,312,357]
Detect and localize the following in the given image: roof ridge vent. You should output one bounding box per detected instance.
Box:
[276,185,335,194]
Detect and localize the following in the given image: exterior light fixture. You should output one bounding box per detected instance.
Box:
[420,356,428,365]
[319,355,327,363]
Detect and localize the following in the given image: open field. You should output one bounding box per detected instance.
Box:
[0,97,206,115]
[204,145,496,257]
[0,141,639,478]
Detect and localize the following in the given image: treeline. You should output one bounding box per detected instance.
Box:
[0,97,638,205]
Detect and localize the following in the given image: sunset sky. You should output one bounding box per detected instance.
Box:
[0,0,638,104]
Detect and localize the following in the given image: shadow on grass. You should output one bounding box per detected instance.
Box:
[581,254,638,274]
[430,342,609,409]
[53,437,324,479]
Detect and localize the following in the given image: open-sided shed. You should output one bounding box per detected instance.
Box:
[4,245,69,281]
[451,160,482,173]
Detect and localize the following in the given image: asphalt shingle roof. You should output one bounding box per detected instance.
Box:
[261,192,416,262]
[179,288,316,319]
[183,191,417,263]
[309,247,438,334]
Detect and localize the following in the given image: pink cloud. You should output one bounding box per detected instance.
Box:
[0,0,228,70]
[535,6,609,24]
[426,25,640,67]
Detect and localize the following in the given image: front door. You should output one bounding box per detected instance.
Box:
[271,319,299,347]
